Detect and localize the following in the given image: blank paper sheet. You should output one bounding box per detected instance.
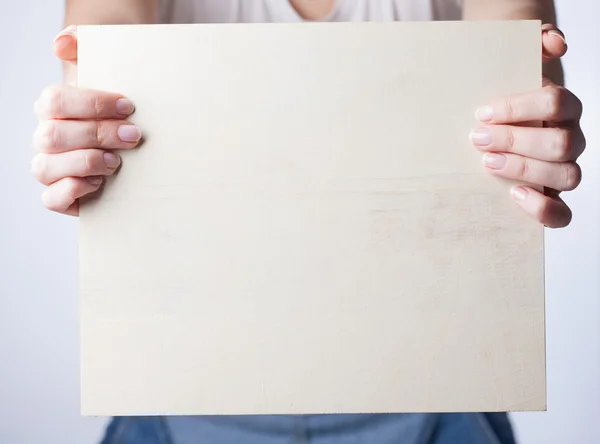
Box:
[78,21,545,415]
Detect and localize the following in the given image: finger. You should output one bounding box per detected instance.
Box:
[42,176,103,215]
[33,119,142,154]
[541,24,567,62]
[34,84,135,120]
[510,186,572,228]
[482,152,582,192]
[63,202,79,217]
[53,25,78,63]
[470,124,586,162]
[32,149,121,186]
[476,85,583,124]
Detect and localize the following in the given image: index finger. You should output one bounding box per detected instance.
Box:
[35,84,135,120]
[475,85,583,125]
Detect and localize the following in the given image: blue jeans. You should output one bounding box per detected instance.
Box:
[100,413,516,444]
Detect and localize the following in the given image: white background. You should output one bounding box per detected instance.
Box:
[0,1,598,443]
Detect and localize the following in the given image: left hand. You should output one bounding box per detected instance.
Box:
[470,24,585,228]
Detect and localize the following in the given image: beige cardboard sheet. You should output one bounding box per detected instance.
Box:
[78,21,545,415]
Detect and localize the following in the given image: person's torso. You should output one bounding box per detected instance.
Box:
[158,0,463,24]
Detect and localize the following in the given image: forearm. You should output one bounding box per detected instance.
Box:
[62,0,158,82]
[462,0,564,85]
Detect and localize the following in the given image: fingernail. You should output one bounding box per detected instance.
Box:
[103,152,121,169]
[483,153,506,169]
[476,106,494,122]
[116,98,135,116]
[86,176,103,186]
[469,127,492,146]
[53,35,71,50]
[53,25,77,44]
[548,30,567,47]
[117,125,141,142]
[511,186,528,201]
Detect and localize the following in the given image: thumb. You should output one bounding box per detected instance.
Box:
[53,25,78,63]
[541,23,567,63]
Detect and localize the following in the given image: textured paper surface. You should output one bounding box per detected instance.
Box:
[78,21,545,416]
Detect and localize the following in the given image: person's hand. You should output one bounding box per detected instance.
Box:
[470,24,585,228]
[33,25,142,216]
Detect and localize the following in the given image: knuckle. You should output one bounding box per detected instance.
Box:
[544,86,566,121]
[93,94,106,117]
[41,192,58,212]
[567,91,584,121]
[79,149,107,176]
[42,178,79,213]
[502,98,516,121]
[563,162,582,191]
[574,95,584,118]
[570,126,587,157]
[39,85,64,118]
[579,130,587,152]
[63,177,80,204]
[87,121,103,146]
[506,127,516,152]
[553,129,574,161]
[42,189,61,213]
[33,120,59,152]
[82,150,97,175]
[31,154,48,183]
[517,158,531,179]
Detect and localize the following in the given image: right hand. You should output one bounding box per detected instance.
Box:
[33,25,142,216]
